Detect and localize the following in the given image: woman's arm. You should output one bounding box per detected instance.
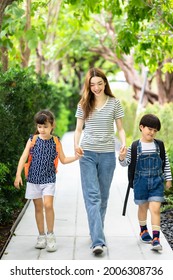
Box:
[115,118,126,147]
[74,118,84,155]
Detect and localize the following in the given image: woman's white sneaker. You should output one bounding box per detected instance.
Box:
[46,233,57,252]
[35,235,47,249]
[92,245,104,255]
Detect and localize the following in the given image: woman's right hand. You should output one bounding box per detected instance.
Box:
[119,146,127,161]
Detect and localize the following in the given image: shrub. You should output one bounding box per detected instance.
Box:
[0,163,25,224]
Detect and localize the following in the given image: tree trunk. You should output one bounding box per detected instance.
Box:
[155,66,167,104]
[35,41,43,75]
[166,72,173,102]
[35,0,62,79]
[0,0,16,72]
[20,0,31,68]
[43,0,62,80]
[0,46,8,71]
[164,58,173,102]
[0,0,16,26]
[154,58,173,104]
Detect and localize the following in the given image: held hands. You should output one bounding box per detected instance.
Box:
[75,147,84,159]
[119,145,127,161]
[14,175,23,190]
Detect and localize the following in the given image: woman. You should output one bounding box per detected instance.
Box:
[74,68,126,255]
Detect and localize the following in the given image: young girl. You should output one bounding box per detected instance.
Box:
[14,109,82,252]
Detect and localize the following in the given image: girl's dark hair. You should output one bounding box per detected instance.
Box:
[34,109,55,134]
[80,68,115,119]
[139,114,161,131]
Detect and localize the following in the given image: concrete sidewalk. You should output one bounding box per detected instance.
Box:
[2,132,173,260]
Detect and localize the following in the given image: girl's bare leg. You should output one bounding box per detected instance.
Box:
[33,198,45,234]
[44,195,54,233]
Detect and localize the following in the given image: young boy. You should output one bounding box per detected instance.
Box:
[119,114,172,251]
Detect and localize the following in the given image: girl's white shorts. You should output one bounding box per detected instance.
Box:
[25,182,56,199]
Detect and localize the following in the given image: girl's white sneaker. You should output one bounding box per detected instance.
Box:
[46,233,57,252]
[35,235,47,249]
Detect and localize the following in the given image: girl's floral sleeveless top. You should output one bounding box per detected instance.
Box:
[27,136,58,184]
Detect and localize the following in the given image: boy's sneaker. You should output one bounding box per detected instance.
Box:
[140,230,152,243]
[92,245,104,255]
[35,235,47,249]
[151,237,163,251]
[46,233,57,252]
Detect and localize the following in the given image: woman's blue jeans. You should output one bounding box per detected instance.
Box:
[79,150,116,248]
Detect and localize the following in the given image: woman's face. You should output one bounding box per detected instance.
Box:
[90,76,106,98]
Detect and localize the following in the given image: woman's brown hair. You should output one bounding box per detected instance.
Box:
[79,68,115,120]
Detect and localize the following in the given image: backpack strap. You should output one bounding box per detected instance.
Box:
[122,140,139,216]
[30,134,38,147]
[27,135,39,164]
[128,140,139,189]
[24,135,39,178]
[154,139,165,172]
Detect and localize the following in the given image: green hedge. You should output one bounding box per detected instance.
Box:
[0,163,25,224]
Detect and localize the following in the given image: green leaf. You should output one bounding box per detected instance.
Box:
[162,63,173,73]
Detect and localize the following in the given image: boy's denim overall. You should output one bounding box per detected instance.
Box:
[79,150,116,248]
[133,141,165,205]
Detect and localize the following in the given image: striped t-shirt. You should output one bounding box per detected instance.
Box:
[75,96,124,152]
[119,140,172,181]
